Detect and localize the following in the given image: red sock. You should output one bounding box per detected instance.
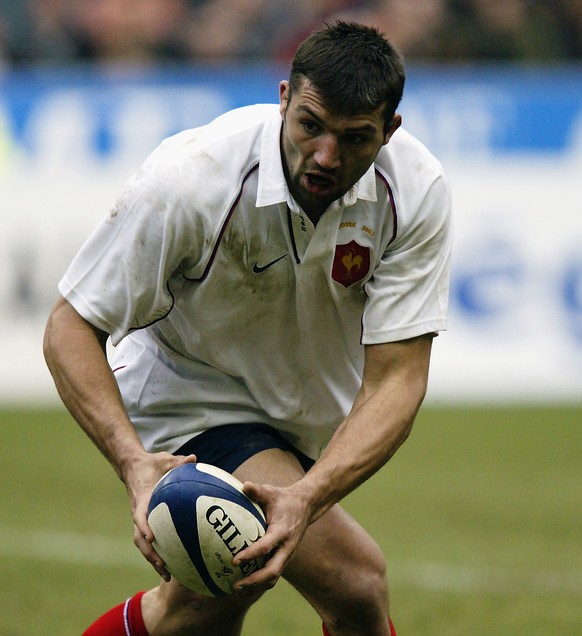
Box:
[83,591,148,635]
[322,617,397,635]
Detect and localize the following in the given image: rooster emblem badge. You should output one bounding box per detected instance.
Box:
[332,241,370,287]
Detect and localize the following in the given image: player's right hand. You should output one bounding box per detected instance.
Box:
[122,451,197,580]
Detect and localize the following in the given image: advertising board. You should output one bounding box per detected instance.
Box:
[1,66,580,403]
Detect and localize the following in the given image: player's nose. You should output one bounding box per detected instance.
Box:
[313,134,341,170]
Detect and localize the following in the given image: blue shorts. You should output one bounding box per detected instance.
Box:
[174,423,315,474]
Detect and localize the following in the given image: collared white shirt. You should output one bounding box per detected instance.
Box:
[59,104,452,458]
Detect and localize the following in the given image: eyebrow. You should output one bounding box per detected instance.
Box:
[296,104,378,134]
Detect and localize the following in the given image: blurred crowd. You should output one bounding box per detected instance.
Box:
[1,0,581,68]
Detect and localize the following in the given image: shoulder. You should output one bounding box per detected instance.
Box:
[377,127,446,182]
[128,104,279,213]
[372,128,452,251]
[154,104,278,165]
[375,127,450,211]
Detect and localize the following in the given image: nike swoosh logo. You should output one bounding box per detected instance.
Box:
[252,254,287,273]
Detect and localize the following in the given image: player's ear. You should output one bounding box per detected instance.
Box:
[279,81,290,117]
[382,114,402,145]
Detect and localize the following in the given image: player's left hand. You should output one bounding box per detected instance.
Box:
[232,480,313,592]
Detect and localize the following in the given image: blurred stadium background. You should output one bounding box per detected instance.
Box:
[1,1,581,634]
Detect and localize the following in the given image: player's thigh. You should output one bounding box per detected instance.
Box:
[284,503,390,621]
[232,445,309,488]
[233,448,389,614]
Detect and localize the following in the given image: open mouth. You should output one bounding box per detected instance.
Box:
[304,172,335,195]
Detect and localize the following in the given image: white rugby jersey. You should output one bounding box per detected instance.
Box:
[59,104,453,459]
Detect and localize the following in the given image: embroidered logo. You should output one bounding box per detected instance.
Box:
[332,241,370,288]
[252,254,287,273]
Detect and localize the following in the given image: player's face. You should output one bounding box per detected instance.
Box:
[279,78,401,222]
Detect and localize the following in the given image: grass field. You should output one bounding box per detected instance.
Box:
[2,405,581,635]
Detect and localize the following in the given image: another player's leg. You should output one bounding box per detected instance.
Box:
[234,449,394,636]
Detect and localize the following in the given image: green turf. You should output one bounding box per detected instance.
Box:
[1,406,581,635]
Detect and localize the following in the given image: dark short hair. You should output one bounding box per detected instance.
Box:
[289,21,405,132]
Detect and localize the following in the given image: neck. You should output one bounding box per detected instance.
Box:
[304,206,325,226]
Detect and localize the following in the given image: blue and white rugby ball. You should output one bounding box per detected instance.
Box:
[147,463,267,596]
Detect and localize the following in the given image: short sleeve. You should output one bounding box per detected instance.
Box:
[58,148,207,345]
[362,172,453,343]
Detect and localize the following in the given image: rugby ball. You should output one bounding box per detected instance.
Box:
[147,463,267,596]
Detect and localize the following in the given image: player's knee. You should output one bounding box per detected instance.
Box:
[349,548,388,608]
[322,545,389,632]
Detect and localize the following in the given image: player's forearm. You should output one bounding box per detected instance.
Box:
[299,385,422,521]
[44,297,147,481]
[296,337,432,524]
